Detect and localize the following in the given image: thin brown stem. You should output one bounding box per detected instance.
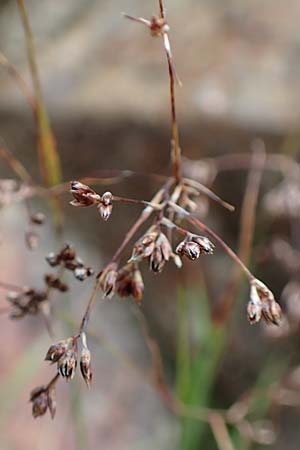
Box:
[79,277,102,335]
[46,372,60,390]
[0,52,36,112]
[187,216,254,282]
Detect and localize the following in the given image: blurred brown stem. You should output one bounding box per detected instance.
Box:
[213,141,266,323]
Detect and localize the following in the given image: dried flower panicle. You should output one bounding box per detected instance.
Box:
[46,244,94,281]
[247,279,282,326]
[30,385,56,419]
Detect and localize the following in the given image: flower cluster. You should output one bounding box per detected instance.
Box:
[6,287,47,319]
[45,333,92,387]
[46,243,94,281]
[30,384,56,419]
[247,279,282,326]
[70,181,113,221]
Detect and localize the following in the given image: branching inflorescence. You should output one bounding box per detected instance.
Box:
[0,1,283,424]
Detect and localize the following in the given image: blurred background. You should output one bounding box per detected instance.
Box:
[1,1,300,449]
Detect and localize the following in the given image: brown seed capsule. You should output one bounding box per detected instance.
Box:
[247,286,263,324]
[45,338,71,363]
[130,231,158,261]
[58,347,78,380]
[250,279,282,326]
[98,192,113,221]
[98,263,118,298]
[149,232,172,273]
[176,240,201,260]
[70,181,101,207]
[80,347,92,388]
[30,386,49,418]
[131,266,144,304]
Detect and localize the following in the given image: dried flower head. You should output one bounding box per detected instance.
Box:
[45,244,94,281]
[70,181,100,207]
[30,385,56,419]
[248,279,282,326]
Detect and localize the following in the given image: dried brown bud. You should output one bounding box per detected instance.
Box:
[249,279,282,326]
[98,263,118,298]
[45,338,72,363]
[30,212,46,225]
[80,347,92,388]
[58,347,78,380]
[30,384,56,419]
[70,181,101,207]
[30,386,49,418]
